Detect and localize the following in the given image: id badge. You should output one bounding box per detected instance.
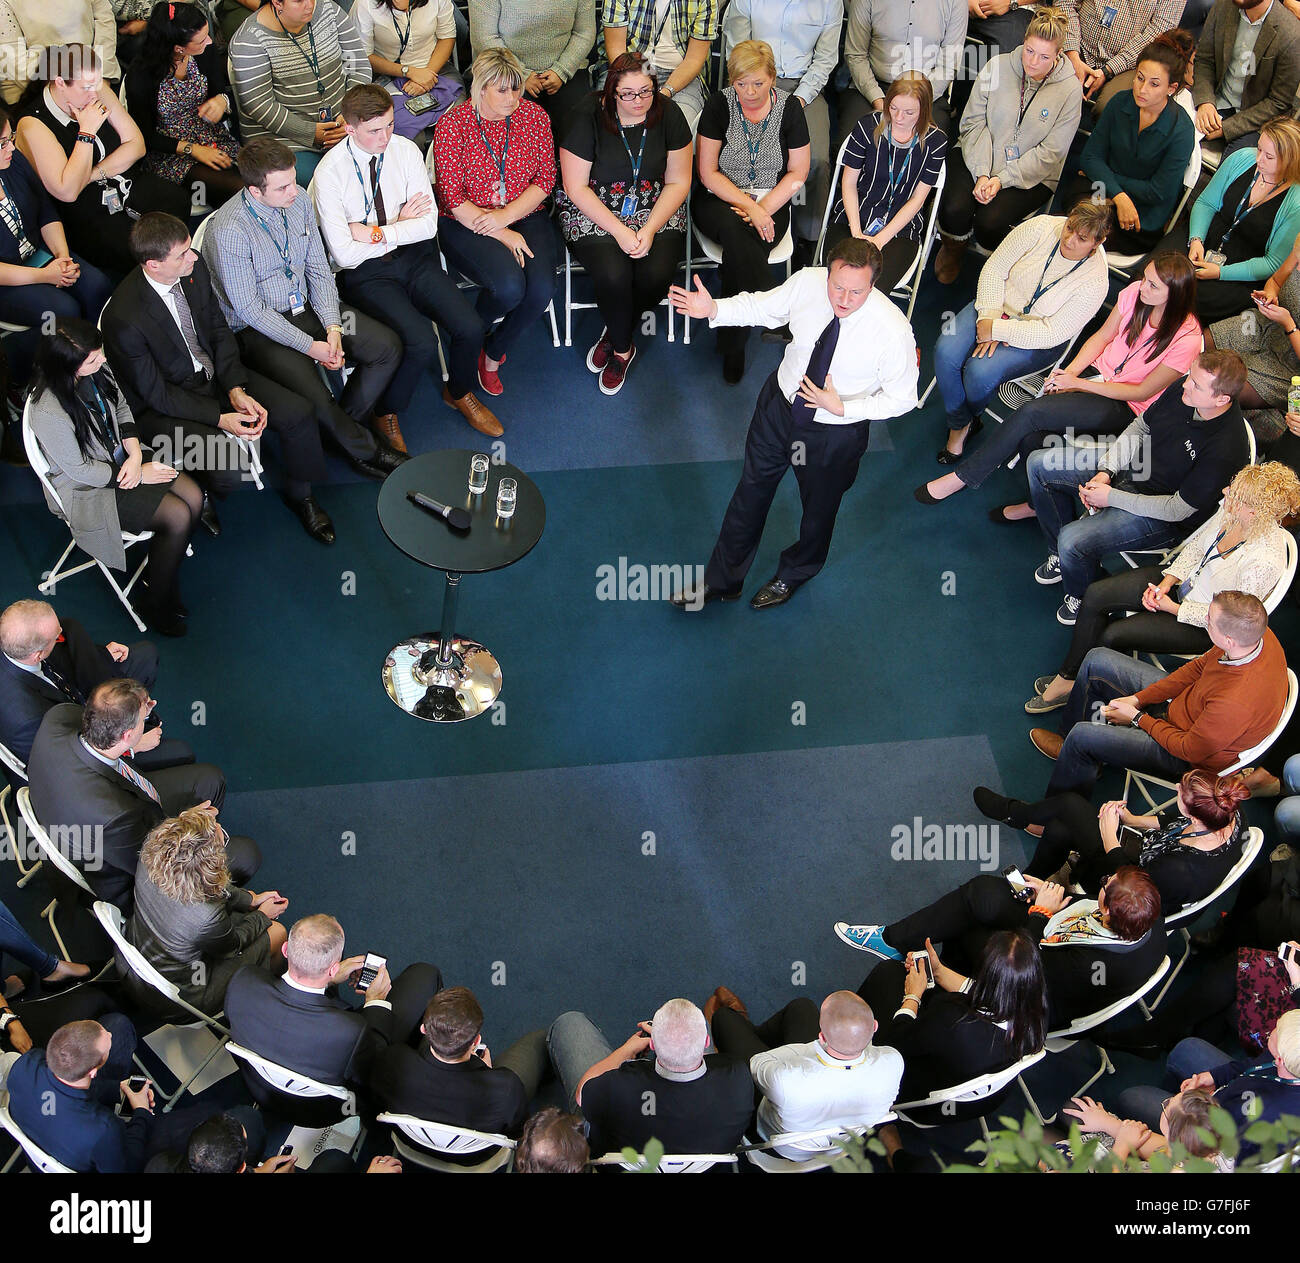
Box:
[17,236,34,261]
[112,442,127,465]
[619,192,638,219]
[102,184,123,214]
[288,289,306,315]
[1100,4,1118,26]
[493,179,507,207]
[1004,144,1020,162]
[319,107,332,122]
[866,216,886,235]
[1205,249,1227,268]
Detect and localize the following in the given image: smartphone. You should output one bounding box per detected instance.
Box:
[1281,943,1298,964]
[278,1143,294,1157]
[404,92,437,114]
[125,1075,149,1094]
[355,953,386,990]
[912,953,934,987]
[1118,825,1142,848]
[1003,864,1033,901]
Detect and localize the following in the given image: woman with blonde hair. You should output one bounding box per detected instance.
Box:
[1026,461,1300,713]
[823,72,946,299]
[126,807,289,1016]
[692,39,809,383]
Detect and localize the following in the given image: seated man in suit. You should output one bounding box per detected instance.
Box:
[0,598,192,781]
[3,1015,206,1172]
[24,681,260,912]
[1031,590,1288,798]
[707,987,903,1160]
[201,138,408,489]
[101,212,339,544]
[548,997,753,1159]
[224,912,442,1104]
[835,865,1166,1032]
[370,985,547,1148]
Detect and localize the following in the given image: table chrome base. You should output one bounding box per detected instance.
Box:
[382,634,502,722]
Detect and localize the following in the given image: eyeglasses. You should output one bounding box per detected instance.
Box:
[0,135,13,150]
[615,87,655,102]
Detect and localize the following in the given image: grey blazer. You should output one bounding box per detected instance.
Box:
[27,383,137,571]
[1194,0,1300,143]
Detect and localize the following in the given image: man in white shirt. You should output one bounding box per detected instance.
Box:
[708,987,902,1160]
[668,236,918,609]
[310,82,501,450]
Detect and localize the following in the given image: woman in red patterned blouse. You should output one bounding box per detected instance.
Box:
[432,48,559,396]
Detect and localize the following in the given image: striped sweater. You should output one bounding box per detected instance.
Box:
[229,1,371,152]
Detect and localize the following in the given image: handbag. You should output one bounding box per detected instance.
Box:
[1232,946,1294,1052]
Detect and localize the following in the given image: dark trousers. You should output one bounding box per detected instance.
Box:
[711,998,820,1061]
[823,221,919,296]
[938,149,1052,250]
[704,373,873,591]
[566,227,684,353]
[1057,171,1163,254]
[134,367,327,500]
[338,240,483,409]
[536,70,591,142]
[1148,223,1259,325]
[885,874,1030,970]
[153,761,261,884]
[65,174,193,276]
[1060,563,1213,679]
[235,308,400,461]
[438,210,559,363]
[1021,791,1112,887]
[691,187,791,356]
[955,389,1133,490]
[2,258,115,383]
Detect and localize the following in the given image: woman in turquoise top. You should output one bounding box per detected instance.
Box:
[1146,115,1300,324]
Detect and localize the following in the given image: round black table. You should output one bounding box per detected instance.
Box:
[377,450,545,722]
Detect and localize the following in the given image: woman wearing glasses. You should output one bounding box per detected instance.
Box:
[557,51,692,396]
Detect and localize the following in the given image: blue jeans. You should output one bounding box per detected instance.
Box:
[933,302,1063,429]
[1276,753,1300,846]
[1116,1037,1231,1128]
[1026,447,1185,600]
[1048,647,1189,796]
[547,1011,613,1113]
[438,210,559,363]
[0,898,58,979]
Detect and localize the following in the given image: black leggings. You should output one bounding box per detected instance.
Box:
[937,150,1052,250]
[145,472,202,601]
[1020,791,1117,892]
[1059,564,1214,679]
[566,228,684,353]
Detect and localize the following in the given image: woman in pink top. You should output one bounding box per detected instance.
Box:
[918,252,1200,509]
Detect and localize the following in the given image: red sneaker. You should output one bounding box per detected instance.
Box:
[599,346,636,395]
[477,350,505,396]
[586,328,611,374]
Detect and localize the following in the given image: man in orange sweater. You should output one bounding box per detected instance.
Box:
[1030,591,1287,797]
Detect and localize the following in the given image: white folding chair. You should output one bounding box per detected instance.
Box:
[377,1112,515,1172]
[1019,956,1171,1123]
[1125,668,1299,813]
[15,786,88,961]
[0,740,39,887]
[0,1076,75,1174]
[93,901,236,1110]
[893,1050,1048,1138]
[589,1149,740,1173]
[742,1115,896,1173]
[1105,129,1202,279]
[1138,827,1265,1013]
[1266,530,1299,613]
[562,237,683,347]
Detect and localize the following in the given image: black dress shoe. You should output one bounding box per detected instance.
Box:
[913,483,942,505]
[750,577,797,609]
[287,494,336,544]
[936,417,982,465]
[351,445,408,479]
[669,582,742,609]
[198,494,221,537]
[136,595,186,638]
[972,786,1032,829]
[722,350,745,384]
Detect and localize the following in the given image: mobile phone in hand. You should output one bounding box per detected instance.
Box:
[278,1143,294,1157]
[125,1075,149,1095]
[1003,864,1032,901]
[1281,942,1298,964]
[355,953,386,990]
[913,953,933,987]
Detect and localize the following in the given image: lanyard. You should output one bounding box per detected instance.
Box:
[276,10,327,98]
[883,129,918,213]
[0,181,29,250]
[473,110,512,193]
[739,91,774,183]
[1109,325,1157,379]
[347,142,384,220]
[1024,241,1085,312]
[243,193,296,284]
[1220,168,1274,248]
[1015,73,1044,136]
[618,123,648,186]
[1187,529,1245,584]
[85,380,119,454]
[393,5,412,59]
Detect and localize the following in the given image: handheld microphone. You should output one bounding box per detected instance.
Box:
[407,490,471,531]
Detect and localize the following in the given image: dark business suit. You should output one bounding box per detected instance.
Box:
[24,704,259,913]
[101,260,326,500]
[370,1042,530,1138]
[0,617,191,784]
[224,962,442,1117]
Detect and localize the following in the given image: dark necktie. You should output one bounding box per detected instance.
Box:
[170,282,215,380]
[791,315,841,425]
[39,657,84,704]
[370,156,388,227]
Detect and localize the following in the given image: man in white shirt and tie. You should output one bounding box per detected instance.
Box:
[669,237,918,609]
[309,83,501,452]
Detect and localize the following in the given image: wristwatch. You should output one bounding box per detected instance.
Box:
[182,141,193,156]
[370,225,385,243]
[1130,712,1143,729]
[662,84,674,98]
[0,1010,18,1035]
[401,64,410,77]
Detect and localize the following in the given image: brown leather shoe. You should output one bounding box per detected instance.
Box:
[1029,728,1064,761]
[372,413,407,455]
[702,985,749,1024]
[442,387,504,438]
[933,238,966,285]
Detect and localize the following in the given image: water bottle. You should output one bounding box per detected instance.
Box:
[1290,376,1300,417]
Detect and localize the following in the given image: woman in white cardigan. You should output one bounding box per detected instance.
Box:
[1026,461,1300,714]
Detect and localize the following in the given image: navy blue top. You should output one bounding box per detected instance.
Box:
[0,149,61,267]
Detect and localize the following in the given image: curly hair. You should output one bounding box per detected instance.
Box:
[140,807,230,904]
[1224,461,1300,538]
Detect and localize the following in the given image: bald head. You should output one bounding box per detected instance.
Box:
[0,599,57,661]
[820,991,874,1057]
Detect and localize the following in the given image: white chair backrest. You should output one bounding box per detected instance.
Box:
[376,1112,515,1156]
[0,1090,75,1173]
[225,1041,351,1102]
[0,739,25,780]
[589,1150,739,1173]
[895,1048,1048,1111]
[814,133,854,267]
[15,788,93,895]
[91,900,184,1004]
[191,212,213,254]
[1244,415,1257,465]
[21,399,66,516]
[1222,668,1299,774]
[1165,827,1264,929]
[1265,531,1298,614]
[1048,956,1171,1040]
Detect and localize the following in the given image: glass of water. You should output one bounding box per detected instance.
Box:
[496,476,517,519]
[468,453,489,494]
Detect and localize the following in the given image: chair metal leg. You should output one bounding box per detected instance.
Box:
[1138,929,1190,1017]
[38,539,81,592]
[546,299,560,348]
[94,559,148,633]
[564,255,573,347]
[918,376,937,408]
[1017,1073,1052,1125]
[41,899,70,961]
[1,786,41,888]
[1072,1045,1115,1100]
